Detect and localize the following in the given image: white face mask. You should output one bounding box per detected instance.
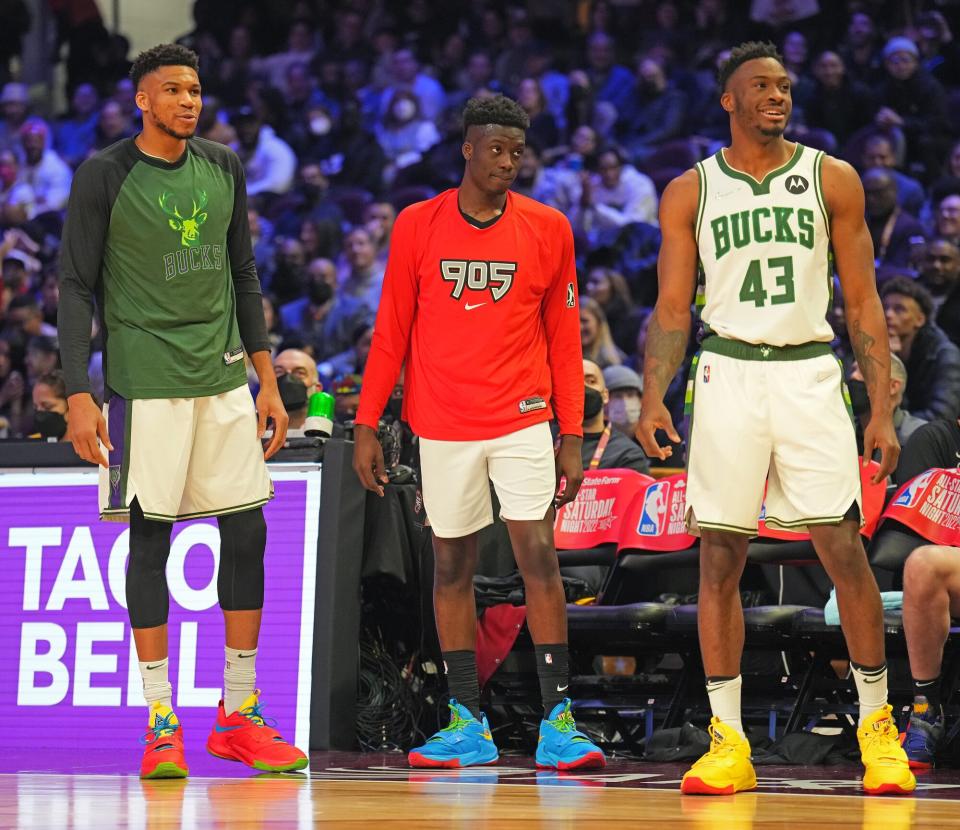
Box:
[607,396,641,427]
[392,99,417,122]
[309,116,332,136]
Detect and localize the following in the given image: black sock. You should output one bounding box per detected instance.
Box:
[913,676,942,715]
[535,643,569,718]
[442,650,481,721]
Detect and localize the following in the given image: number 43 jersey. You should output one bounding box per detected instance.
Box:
[695,143,834,347]
[356,188,583,441]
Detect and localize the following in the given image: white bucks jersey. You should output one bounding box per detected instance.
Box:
[695,144,833,346]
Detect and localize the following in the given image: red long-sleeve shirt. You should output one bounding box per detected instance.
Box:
[355,188,584,440]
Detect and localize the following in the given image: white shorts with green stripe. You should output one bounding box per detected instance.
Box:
[685,337,862,536]
[99,384,273,523]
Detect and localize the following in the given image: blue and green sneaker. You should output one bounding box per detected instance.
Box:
[408,699,499,768]
[535,699,606,771]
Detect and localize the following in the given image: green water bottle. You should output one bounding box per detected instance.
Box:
[304,391,335,438]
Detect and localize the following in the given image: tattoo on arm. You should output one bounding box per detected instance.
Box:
[850,318,879,384]
[644,311,688,398]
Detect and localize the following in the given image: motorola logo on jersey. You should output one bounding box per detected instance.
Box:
[440,259,516,303]
[785,175,809,194]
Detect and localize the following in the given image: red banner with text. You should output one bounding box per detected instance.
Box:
[879,468,960,547]
[618,473,697,552]
[553,468,652,549]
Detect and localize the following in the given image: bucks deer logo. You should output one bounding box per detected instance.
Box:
[159,191,208,247]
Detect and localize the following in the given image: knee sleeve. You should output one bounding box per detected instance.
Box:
[126,499,174,629]
[217,507,267,611]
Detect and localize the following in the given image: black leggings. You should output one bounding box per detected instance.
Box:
[126,499,267,629]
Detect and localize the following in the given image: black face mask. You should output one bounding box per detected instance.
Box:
[847,379,871,417]
[584,386,605,421]
[308,280,333,306]
[34,410,67,439]
[277,373,308,412]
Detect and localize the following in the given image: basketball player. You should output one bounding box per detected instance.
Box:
[637,42,914,795]
[58,44,306,778]
[353,95,605,770]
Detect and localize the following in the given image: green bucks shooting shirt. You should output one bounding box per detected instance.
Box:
[58,136,269,399]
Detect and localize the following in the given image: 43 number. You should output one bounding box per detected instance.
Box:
[739,256,796,307]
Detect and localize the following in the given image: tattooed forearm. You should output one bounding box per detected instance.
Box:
[848,305,892,414]
[643,308,689,400]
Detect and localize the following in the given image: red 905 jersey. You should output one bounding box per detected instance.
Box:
[355,188,583,440]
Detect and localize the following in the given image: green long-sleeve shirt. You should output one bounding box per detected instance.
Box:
[58,136,269,399]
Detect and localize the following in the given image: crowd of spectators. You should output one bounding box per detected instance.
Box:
[4,1,960,451]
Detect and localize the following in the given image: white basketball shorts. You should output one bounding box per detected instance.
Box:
[419,421,556,538]
[99,384,273,522]
[685,337,862,536]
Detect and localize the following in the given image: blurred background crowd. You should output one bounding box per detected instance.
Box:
[2,0,960,458]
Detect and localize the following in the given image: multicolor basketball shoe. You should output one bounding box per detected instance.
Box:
[140,702,188,779]
[408,699,499,768]
[206,690,309,773]
[902,702,945,770]
[858,705,916,794]
[535,699,606,771]
[680,718,756,795]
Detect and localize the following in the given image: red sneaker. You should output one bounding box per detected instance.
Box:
[140,703,188,779]
[206,690,308,773]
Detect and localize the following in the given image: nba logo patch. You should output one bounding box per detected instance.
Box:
[544,653,553,665]
[566,282,575,308]
[703,365,711,383]
[638,482,670,536]
[894,470,934,509]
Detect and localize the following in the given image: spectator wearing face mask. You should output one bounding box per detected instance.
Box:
[603,364,644,439]
[30,369,69,441]
[273,348,321,432]
[581,358,649,473]
[848,353,927,450]
[375,91,440,186]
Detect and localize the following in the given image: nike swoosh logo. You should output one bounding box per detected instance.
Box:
[816,370,834,382]
[214,724,245,732]
[556,684,569,692]
[145,663,165,670]
[862,676,884,683]
[464,302,486,311]
[237,653,256,658]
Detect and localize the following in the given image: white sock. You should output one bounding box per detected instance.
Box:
[224,646,257,714]
[139,657,172,710]
[851,663,888,726]
[706,675,745,739]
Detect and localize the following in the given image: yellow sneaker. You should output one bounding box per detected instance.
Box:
[680,718,757,795]
[858,705,916,795]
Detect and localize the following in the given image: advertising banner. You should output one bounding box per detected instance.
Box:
[0,469,320,763]
[618,473,697,552]
[880,468,960,547]
[553,468,652,549]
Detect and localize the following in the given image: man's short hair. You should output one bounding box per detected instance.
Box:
[890,353,907,384]
[130,43,200,89]
[718,41,785,90]
[880,276,935,319]
[462,94,530,139]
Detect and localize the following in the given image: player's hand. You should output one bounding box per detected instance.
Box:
[353,423,388,496]
[636,399,681,461]
[256,382,288,460]
[66,392,111,467]
[554,435,584,509]
[863,411,900,484]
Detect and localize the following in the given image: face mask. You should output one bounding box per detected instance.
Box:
[392,99,417,122]
[277,373,308,412]
[584,386,604,421]
[308,280,332,306]
[309,116,332,136]
[34,410,67,439]
[847,379,871,417]
[608,396,641,427]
